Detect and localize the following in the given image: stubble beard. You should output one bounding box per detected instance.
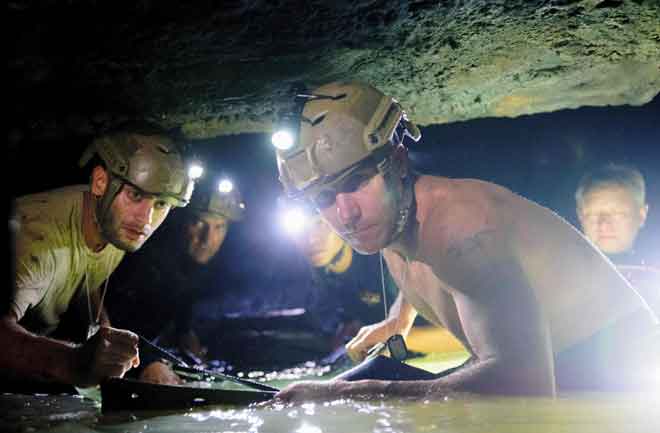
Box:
[97,203,145,252]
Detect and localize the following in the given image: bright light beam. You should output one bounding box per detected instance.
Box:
[280,207,309,236]
[188,163,204,180]
[218,179,234,193]
[272,130,294,150]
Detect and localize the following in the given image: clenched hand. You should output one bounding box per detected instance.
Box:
[74,326,140,386]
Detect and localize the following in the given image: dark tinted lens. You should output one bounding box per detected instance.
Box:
[340,173,371,194]
[337,165,378,194]
[313,189,337,209]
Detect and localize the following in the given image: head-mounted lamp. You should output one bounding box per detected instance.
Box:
[271,91,348,151]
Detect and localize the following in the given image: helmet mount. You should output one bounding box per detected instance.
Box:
[80,127,196,224]
[274,81,421,205]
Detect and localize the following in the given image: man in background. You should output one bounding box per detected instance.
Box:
[284,204,397,355]
[576,163,659,313]
[106,174,245,384]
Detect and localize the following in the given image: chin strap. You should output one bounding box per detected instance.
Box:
[387,170,415,246]
[96,173,124,229]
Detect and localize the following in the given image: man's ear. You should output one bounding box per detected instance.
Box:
[639,204,649,228]
[90,166,109,197]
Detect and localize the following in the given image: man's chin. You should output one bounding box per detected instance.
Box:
[596,239,628,255]
[348,240,381,255]
[191,254,212,265]
[110,237,147,253]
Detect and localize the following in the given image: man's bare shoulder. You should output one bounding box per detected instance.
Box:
[14,186,87,264]
[415,176,514,255]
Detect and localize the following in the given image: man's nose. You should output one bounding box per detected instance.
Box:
[596,214,614,227]
[135,200,155,226]
[200,225,212,243]
[335,193,361,228]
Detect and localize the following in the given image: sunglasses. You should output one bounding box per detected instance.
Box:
[310,163,380,209]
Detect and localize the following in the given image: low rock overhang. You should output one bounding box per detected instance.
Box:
[8,0,660,141]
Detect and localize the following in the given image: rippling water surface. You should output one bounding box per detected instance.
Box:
[3,390,659,433]
[2,352,659,433]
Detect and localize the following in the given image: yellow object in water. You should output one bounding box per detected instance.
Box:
[406,325,466,354]
[406,326,470,374]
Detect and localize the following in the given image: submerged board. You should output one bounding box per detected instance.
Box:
[101,377,276,412]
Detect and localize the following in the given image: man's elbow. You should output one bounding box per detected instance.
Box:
[0,313,20,339]
[483,359,556,396]
[0,314,23,370]
[441,357,556,397]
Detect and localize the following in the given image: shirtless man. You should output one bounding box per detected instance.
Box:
[2,122,197,390]
[271,81,659,401]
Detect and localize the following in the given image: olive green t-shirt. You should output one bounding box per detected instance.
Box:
[12,185,125,335]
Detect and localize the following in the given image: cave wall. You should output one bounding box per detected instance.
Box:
[8,0,660,141]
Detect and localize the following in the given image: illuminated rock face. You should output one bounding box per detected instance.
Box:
[8,0,660,140]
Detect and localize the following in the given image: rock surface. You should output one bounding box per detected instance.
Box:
[8,0,660,140]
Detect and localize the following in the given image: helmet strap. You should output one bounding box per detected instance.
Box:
[381,154,416,246]
[392,171,416,244]
[96,173,124,232]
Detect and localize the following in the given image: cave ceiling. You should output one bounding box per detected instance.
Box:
[8,0,660,142]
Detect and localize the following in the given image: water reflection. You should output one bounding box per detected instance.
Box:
[3,391,658,433]
[93,393,660,433]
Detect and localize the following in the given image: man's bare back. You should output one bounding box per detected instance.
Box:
[272,81,658,402]
[385,176,649,356]
[336,175,656,396]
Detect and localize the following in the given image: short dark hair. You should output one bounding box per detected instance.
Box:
[575,163,646,209]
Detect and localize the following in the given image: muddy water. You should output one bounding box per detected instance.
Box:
[2,352,658,433]
[2,391,659,433]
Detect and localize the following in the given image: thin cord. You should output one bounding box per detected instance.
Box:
[96,274,110,324]
[379,250,388,320]
[86,259,112,331]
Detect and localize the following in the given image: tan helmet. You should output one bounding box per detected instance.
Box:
[79,123,194,220]
[188,177,246,221]
[275,81,420,200]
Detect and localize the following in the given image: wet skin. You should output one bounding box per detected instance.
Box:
[275,170,652,402]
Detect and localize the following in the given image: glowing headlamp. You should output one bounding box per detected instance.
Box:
[279,206,313,236]
[218,178,234,194]
[271,129,295,151]
[271,87,345,153]
[188,163,204,180]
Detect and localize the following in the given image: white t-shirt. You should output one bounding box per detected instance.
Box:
[12,185,125,335]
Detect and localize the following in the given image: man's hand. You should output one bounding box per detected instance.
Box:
[178,330,208,362]
[345,319,398,363]
[273,379,391,404]
[139,361,183,385]
[74,326,139,387]
[273,381,337,403]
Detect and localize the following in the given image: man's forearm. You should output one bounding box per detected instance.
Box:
[358,357,554,399]
[359,361,505,399]
[425,357,554,396]
[387,293,417,336]
[0,316,80,385]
